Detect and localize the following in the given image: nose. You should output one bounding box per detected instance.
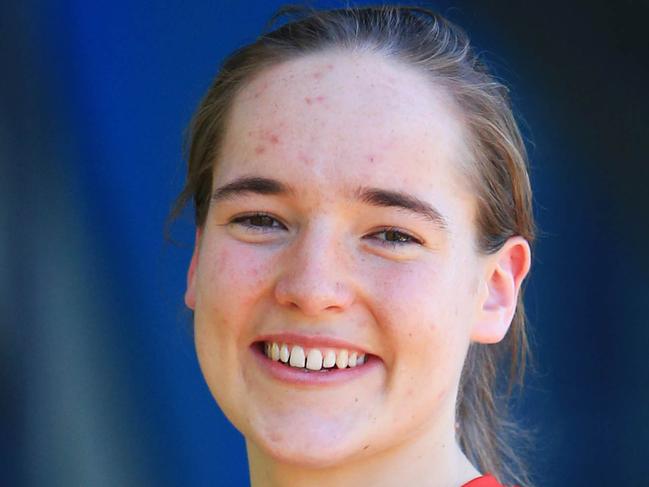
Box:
[274,223,355,316]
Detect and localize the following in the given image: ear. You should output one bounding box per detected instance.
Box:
[471,236,531,344]
[184,227,202,310]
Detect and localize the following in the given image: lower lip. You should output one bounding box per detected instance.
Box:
[250,344,381,387]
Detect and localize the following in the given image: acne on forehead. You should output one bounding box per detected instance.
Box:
[243,56,434,120]
[218,51,474,200]
[237,51,438,112]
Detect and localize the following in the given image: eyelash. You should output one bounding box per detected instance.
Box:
[230,212,287,232]
[368,227,422,248]
[229,212,422,248]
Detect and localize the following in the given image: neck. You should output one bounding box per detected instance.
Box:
[246,416,481,487]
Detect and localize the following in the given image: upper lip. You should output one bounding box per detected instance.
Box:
[254,332,371,355]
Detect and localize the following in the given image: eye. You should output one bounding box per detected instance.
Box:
[229,212,287,232]
[367,227,423,248]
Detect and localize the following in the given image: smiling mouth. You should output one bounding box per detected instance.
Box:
[257,341,369,372]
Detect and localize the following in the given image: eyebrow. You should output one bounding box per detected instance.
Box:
[354,187,448,230]
[210,176,295,203]
[211,175,448,230]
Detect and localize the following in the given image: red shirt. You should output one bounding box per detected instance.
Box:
[462,474,509,487]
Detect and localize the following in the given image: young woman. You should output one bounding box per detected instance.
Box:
[172,6,535,487]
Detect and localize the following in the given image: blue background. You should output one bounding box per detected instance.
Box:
[2,1,647,486]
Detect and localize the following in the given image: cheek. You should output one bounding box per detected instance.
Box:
[364,258,473,364]
[366,261,448,331]
[196,240,277,316]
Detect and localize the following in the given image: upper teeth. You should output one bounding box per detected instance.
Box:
[264,342,366,371]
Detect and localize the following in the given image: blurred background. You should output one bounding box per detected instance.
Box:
[2,0,647,486]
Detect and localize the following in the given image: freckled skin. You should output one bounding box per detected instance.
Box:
[253,81,269,99]
[188,51,492,483]
[305,95,326,106]
[297,152,313,166]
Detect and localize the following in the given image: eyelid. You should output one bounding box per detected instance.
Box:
[366,226,424,247]
[228,213,424,248]
[229,212,288,231]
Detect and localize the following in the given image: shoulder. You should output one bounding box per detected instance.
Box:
[462,474,514,487]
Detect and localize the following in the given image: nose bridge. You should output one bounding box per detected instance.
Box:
[274,218,354,315]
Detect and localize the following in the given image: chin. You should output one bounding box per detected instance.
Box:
[245,414,370,468]
[256,437,357,468]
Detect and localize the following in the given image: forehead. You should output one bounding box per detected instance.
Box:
[217,50,474,215]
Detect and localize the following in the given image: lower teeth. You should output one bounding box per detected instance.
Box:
[279,360,333,372]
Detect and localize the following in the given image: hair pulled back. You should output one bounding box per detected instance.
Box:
[171,6,535,486]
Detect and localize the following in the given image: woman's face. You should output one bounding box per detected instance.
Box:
[186,51,492,466]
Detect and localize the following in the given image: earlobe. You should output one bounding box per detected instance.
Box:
[471,236,531,344]
[184,228,202,310]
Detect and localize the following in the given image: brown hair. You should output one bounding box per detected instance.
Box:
[170,5,535,486]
